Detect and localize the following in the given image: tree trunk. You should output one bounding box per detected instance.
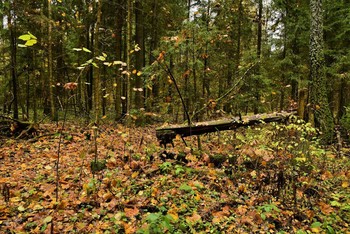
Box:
[183,0,191,121]
[257,0,262,60]
[134,0,145,109]
[114,1,125,120]
[254,0,263,114]
[309,0,334,142]
[48,0,57,121]
[202,0,211,118]
[93,0,102,124]
[126,0,133,118]
[85,7,93,114]
[148,0,159,108]
[8,0,18,120]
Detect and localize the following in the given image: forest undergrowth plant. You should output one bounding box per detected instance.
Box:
[267,119,323,207]
[236,118,325,208]
[137,212,175,234]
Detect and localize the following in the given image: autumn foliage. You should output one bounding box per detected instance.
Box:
[0,122,349,233]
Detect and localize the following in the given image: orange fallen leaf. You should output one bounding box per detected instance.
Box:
[186,212,201,224]
[124,207,139,218]
[319,201,334,215]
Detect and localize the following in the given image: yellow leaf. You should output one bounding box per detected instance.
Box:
[167,209,179,221]
[18,206,25,212]
[311,227,321,233]
[131,171,139,179]
[43,216,53,223]
[33,204,43,210]
[10,197,22,203]
[194,193,201,201]
[132,69,137,74]
[137,71,142,76]
[342,181,349,188]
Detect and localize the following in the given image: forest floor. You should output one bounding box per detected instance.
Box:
[0,122,350,233]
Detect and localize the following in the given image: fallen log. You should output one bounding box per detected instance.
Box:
[0,115,38,138]
[156,111,296,147]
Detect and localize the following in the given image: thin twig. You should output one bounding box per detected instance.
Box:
[191,63,257,119]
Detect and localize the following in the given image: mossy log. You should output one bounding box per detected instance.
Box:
[156,111,296,147]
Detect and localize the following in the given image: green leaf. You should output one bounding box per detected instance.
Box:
[311,222,322,228]
[326,225,335,234]
[147,213,160,222]
[18,206,25,212]
[113,61,123,65]
[43,216,53,223]
[96,56,106,61]
[19,34,31,41]
[73,48,82,51]
[179,183,192,192]
[28,31,37,39]
[330,200,341,207]
[83,47,92,53]
[25,39,37,46]
[18,44,27,48]
[92,62,99,68]
[40,223,48,232]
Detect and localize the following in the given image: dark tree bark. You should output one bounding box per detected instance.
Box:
[114,0,125,120]
[156,111,296,147]
[48,0,57,121]
[134,0,145,109]
[8,0,18,119]
[202,0,211,103]
[85,9,94,114]
[254,0,263,114]
[309,0,334,142]
[93,0,102,124]
[148,0,160,108]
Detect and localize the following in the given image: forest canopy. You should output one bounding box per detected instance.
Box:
[0,0,349,132]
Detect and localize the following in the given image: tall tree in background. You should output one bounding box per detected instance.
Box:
[126,0,133,118]
[48,0,57,121]
[134,0,145,109]
[8,0,19,119]
[0,0,348,128]
[309,0,333,142]
[254,0,263,114]
[324,0,350,122]
[93,0,102,123]
[114,0,126,120]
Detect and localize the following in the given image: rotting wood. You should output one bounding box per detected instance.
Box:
[156,111,297,147]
